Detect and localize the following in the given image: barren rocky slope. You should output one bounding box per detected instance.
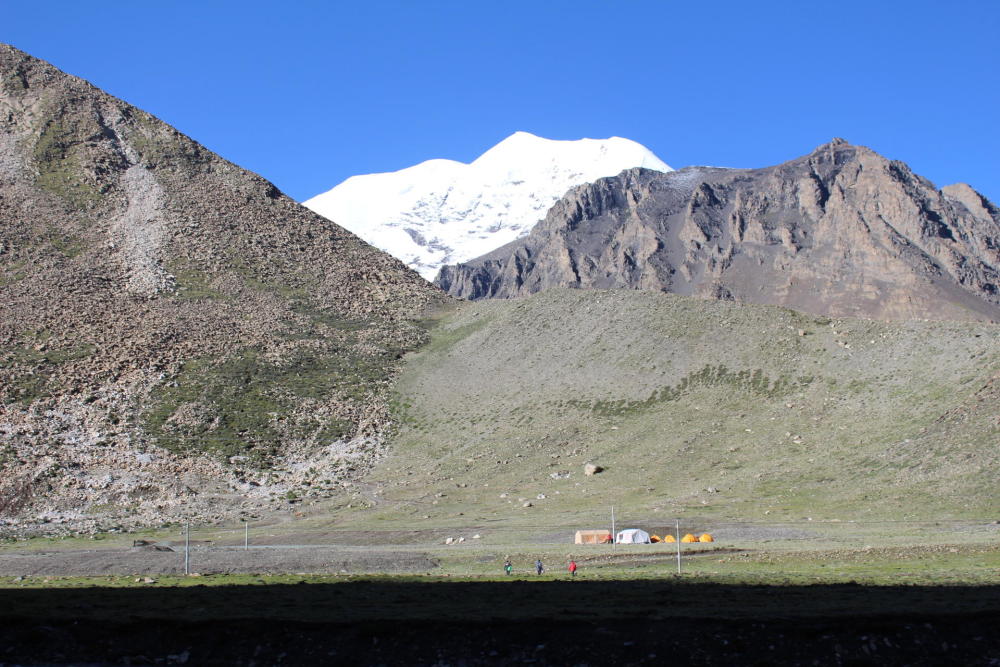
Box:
[0,44,445,534]
[437,140,1000,321]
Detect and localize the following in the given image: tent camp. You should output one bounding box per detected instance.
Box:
[616,528,651,544]
[575,529,612,544]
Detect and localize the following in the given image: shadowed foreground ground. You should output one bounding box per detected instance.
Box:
[4,578,1000,665]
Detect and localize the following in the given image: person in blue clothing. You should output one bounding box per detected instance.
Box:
[535,559,544,575]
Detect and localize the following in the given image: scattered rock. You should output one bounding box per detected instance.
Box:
[131,541,174,552]
[584,463,603,476]
[167,650,190,665]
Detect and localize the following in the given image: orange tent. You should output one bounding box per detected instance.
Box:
[575,529,612,545]
[681,533,698,543]
[650,535,662,543]
[663,534,676,543]
[699,533,714,543]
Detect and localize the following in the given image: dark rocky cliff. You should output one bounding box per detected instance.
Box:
[436,140,1000,321]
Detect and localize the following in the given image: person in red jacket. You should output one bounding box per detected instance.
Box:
[568,559,578,577]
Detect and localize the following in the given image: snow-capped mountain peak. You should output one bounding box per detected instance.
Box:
[303,132,672,280]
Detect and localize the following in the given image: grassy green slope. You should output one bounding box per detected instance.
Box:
[367,289,1000,526]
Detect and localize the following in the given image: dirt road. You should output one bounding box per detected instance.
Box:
[0,546,436,576]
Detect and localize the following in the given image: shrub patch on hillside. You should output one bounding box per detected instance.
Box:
[563,364,809,417]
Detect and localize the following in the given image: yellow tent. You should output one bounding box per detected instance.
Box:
[699,533,714,543]
[681,533,698,543]
[663,534,676,543]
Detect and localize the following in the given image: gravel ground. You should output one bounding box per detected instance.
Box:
[697,522,819,541]
[0,546,437,576]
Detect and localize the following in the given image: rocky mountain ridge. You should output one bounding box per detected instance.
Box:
[0,43,445,534]
[436,140,1000,321]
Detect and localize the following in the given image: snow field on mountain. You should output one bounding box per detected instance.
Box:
[303,132,672,279]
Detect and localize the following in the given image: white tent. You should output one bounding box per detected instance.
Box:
[616,528,651,544]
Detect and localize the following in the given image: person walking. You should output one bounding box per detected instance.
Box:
[535,559,544,575]
[504,559,513,576]
[568,559,577,577]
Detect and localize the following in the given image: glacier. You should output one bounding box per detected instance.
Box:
[302,131,672,280]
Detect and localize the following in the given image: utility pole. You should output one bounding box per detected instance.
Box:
[611,506,616,551]
[675,518,681,574]
[244,521,249,551]
[184,523,190,575]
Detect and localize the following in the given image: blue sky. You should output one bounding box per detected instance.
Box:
[6,1,999,203]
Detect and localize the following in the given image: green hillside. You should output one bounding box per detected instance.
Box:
[363,289,1000,526]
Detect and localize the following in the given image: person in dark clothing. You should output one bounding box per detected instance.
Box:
[535,559,544,575]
